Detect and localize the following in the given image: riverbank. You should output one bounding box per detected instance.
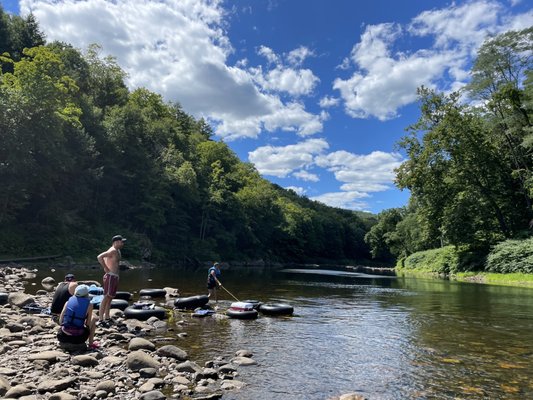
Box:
[396,268,533,289]
[0,265,255,399]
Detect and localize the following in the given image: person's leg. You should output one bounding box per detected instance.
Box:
[214,287,218,303]
[100,295,112,320]
[88,320,97,345]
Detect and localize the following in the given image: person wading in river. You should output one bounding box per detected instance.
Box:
[97,235,126,326]
[207,262,222,303]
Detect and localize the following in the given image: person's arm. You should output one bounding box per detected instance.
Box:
[68,282,78,296]
[59,302,68,324]
[86,304,93,326]
[97,248,115,273]
[211,270,222,286]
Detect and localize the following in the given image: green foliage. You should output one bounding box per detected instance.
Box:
[486,238,533,274]
[398,246,460,274]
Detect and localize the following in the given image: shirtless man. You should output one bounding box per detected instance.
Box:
[97,235,126,325]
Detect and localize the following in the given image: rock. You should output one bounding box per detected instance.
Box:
[175,360,202,374]
[128,337,156,351]
[37,377,77,393]
[8,292,35,308]
[95,379,115,393]
[221,380,246,390]
[72,354,99,367]
[339,394,367,400]
[235,349,253,357]
[218,364,236,374]
[156,344,188,361]
[139,368,158,378]
[28,350,69,363]
[231,356,257,366]
[0,375,9,396]
[126,350,160,371]
[6,322,26,332]
[41,277,56,285]
[139,390,166,400]
[5,384,33,398]
[49,393,78,400]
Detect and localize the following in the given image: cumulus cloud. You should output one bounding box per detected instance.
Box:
[333,0,533,120]
[285,186,306,195]
[315,150,404,198]
[248,138,329,177]
[20,0,323,141]
[293,170,319,182]
[310,191,369,211]
[319,96,340,108]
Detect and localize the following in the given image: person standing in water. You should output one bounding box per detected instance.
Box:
[97,235,126,326]
[207,262,222,303]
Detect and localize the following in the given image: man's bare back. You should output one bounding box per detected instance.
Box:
[97,246,121,275]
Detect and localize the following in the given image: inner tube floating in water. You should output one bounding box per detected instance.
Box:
[226,302,258,320]
[123,302,167,321]
[139,288,167,298]
[174,295,209,310]
[259,303,294,316]
[90,296,129,311]
[114,291,133,301]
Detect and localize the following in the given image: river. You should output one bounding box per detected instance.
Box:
[28,265,533,399]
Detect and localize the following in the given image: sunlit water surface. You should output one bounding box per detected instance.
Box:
[28,266,533,399]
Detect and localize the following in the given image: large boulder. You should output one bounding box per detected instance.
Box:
[126,350,160,371]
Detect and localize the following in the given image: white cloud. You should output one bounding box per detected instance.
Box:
[333,0,533,121]
[248,138,329,177]
[287,46,315,66]
[21,0,323,141]
[316,150,404,194]
[310,191,369,211]
[319,96,340,108]
[286,186,306,195]
[293,170,319,182]
[408,1,502,50]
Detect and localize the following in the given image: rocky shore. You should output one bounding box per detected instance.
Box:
[0,265,255,399]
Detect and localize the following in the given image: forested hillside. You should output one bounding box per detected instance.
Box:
[365,27,533,272]
[0,8,375,264]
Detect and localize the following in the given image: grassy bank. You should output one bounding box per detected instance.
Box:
[395,243,533,289]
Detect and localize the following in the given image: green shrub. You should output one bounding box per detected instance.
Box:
[397,245,460,274]
[486,238,533,273]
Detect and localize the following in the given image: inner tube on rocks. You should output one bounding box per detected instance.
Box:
[22,303,50,315]
[226,308,258,320]
[174,295,209,310]
[259,303,294,316]
[123,303,167,321]
[242,299,262,310]
[88,285,104,295]
[114,291,133,301]
[0,292,8,305]
[139,288,167,298]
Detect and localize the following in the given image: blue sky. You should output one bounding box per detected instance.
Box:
[2,0,532,213]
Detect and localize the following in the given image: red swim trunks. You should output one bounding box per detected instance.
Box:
[103,273,119,297]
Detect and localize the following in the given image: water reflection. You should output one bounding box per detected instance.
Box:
[27,266,533,399]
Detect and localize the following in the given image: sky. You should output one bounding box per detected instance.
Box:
[2,0,532,213]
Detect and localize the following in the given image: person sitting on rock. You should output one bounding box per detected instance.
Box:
[50,273,78,322]
[57,284,99,349]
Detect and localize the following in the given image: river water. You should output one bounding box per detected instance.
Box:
[29,265,533,399]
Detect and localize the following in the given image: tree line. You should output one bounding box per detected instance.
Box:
[0,7,375,264]
[365,27,533,272]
